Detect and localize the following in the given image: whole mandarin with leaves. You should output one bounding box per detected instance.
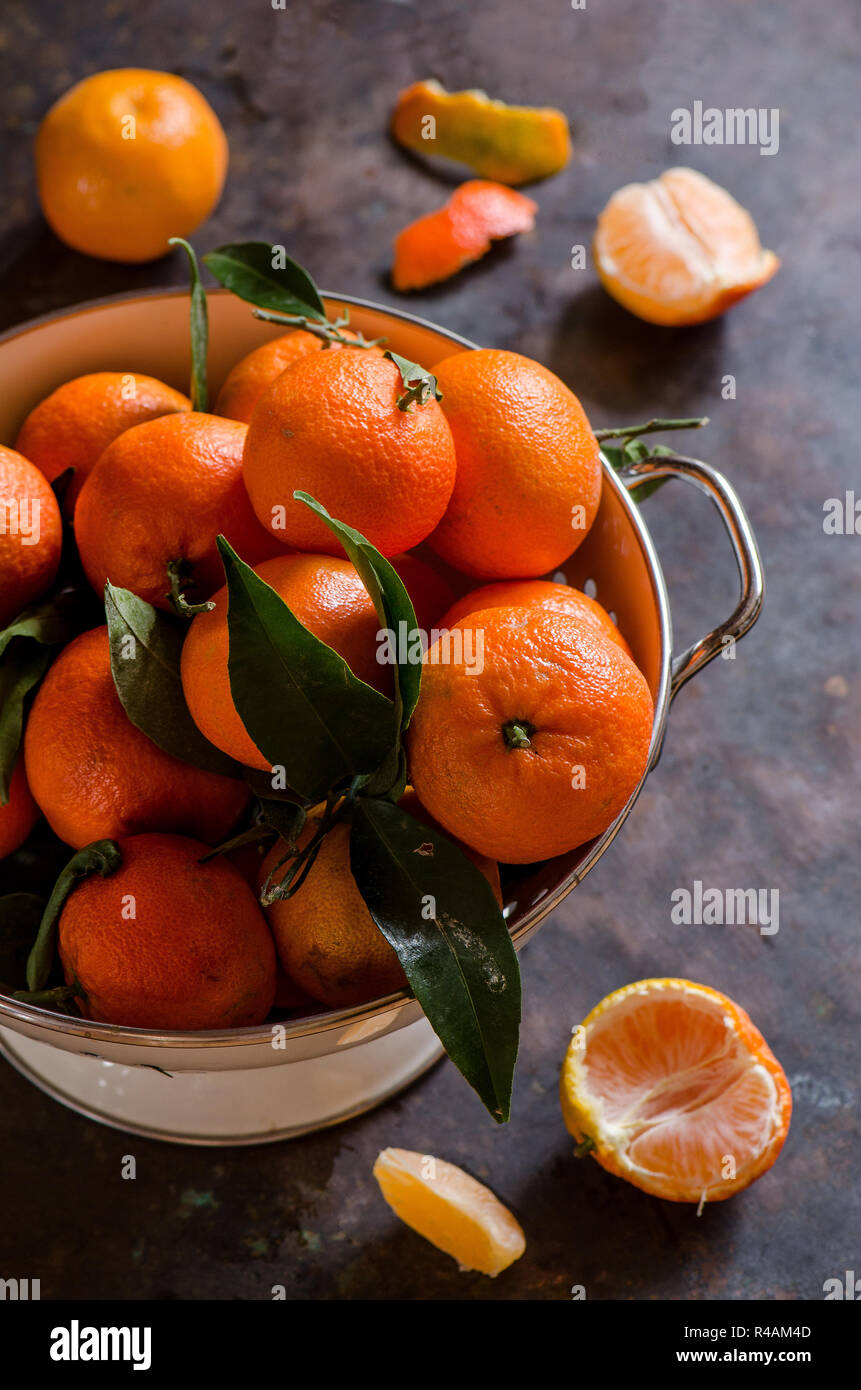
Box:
[181,552,392,771]
[36,69,228,263]
[242,349,457,557]
[74,413,281,611]
[0,445,63,628]
[407,606,653,863]
[259,790,500,1009]
[440,578,632,658]
[427,349,601,579]
[58,833,276,1029]
[15,371,190,512]
[0,758,40,859]
[24,626,249,850]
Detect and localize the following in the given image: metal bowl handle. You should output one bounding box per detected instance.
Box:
[619,452,764,701]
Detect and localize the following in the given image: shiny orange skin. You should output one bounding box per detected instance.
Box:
[181,552,390,771]
[440,579,632,658]
[0,445,63,629]
[242,350,457,557]
[24,627,249,850]
[260,791,500,1010]
[74,413,281,610]
[58,833,276,1029]
[0,758,40,858]
[36,69,228,263]
[407,606,654,863]
[427,350,602,579]
[15,371,190,512]
[390,552,457,632]
[214,331,325,423]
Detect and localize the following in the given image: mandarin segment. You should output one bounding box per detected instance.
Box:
[373,1147,526,1276]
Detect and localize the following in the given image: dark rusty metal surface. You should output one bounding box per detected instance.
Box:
[0,0,857,1300]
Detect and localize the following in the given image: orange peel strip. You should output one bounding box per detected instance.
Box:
[391,78,571,185]
[392,180,537,292]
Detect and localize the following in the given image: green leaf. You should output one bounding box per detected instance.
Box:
[383,350,443,411]
[350,798,520,1122]
[295,492,422,741]
[26,840,122,992]
[0,644,52,801]
[0,589,82,662]
[0,588,100,800]
[0,894,44,993]
[598,417,708,505]
[601,440,678,503]
[203,242,326,321]
[258,797,307,841]
[217,537,396,803]
[104,582,241,778]
[169,237,209,411]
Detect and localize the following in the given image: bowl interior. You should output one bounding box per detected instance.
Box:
[0,289,668,1055]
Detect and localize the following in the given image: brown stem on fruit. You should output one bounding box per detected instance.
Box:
[575,1136,597,1158]
[166,560,215,619]
[502,719,535,750]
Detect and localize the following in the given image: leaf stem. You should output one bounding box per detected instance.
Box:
[260,787,347,904]
[252,307,385,351]
[169,238,209,412]
[594,416,708,443]
[383,350,443,411]
[13,984,77,1006]
[26,841,122,991]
